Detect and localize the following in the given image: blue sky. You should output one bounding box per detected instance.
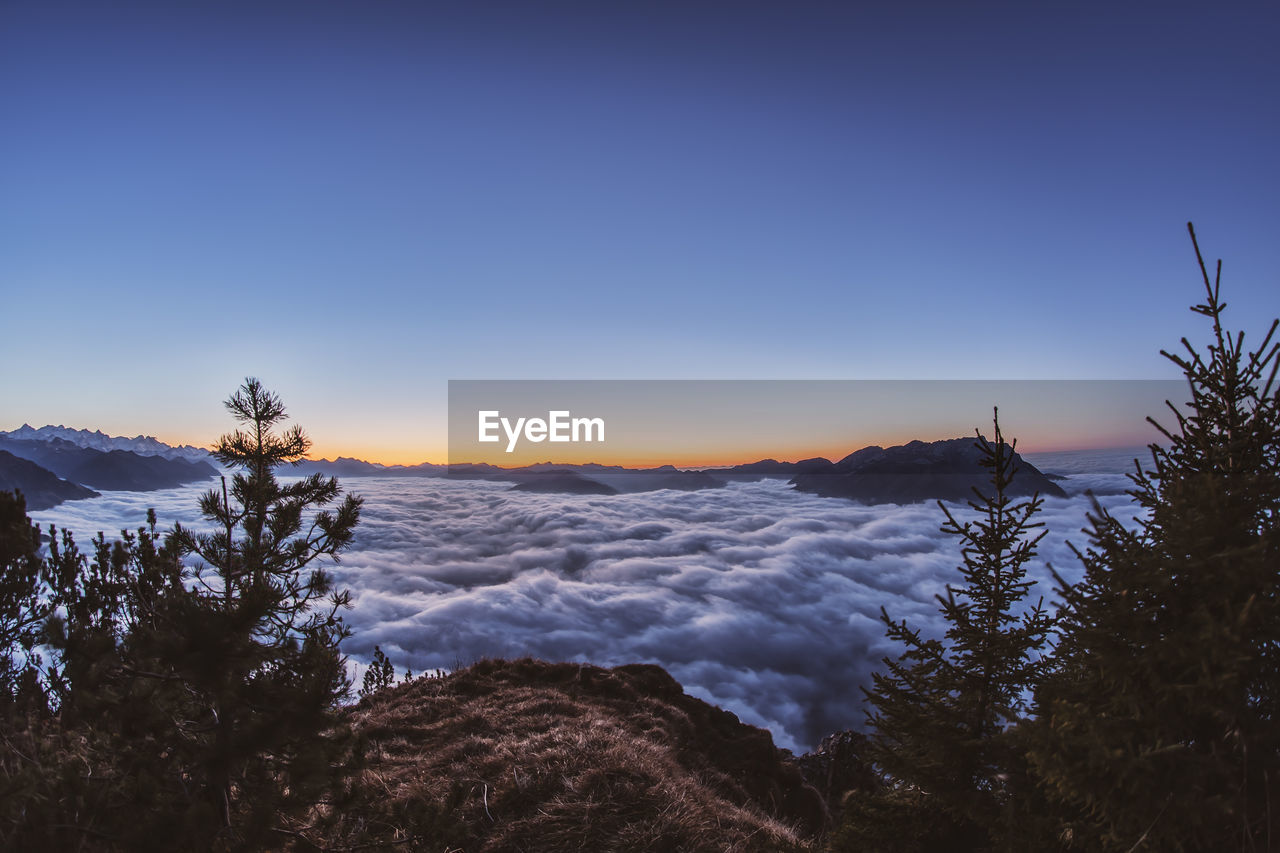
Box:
[2,1,1277,462]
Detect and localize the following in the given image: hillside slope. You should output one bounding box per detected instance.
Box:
[0,449,100,510]
[321,658,826,851]
[0,436,217,491]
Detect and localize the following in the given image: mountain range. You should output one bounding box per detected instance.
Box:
[0,449,100,510]
[0,432,219,509]
[301,442,1066,503]
[0,424,213,461]
[2,424,1073,509]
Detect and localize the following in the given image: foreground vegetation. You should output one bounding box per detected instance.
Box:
[829,224,1280,852]
[2,224,1277,850]
[326,657,823,851]
[1,379,363,849]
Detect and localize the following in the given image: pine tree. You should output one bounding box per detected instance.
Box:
[0,490,45,705]
[164,377,364,843]
[1032,224,1280,851]
[43,509,184,715]
[360,644,396,697]
[2,380,365,849]
[837,411,1055,852]
[2,509,193,851]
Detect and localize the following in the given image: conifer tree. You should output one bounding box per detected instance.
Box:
[2,380,365,849]
[838,412,1054,852]
[2,509,195,850]
[42,509,184,714]
[1032,225,1280,850]
[360,644,396,697]
[165,377,364,843]
[0,490,45,705]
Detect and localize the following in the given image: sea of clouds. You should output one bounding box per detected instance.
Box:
[30,451,1147,753]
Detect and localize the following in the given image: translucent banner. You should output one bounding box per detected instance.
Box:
[447,379,1185,468]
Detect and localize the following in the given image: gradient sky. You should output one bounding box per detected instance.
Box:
[2,1,1278,463]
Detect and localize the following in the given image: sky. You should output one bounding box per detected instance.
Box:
[3,1,1278,464]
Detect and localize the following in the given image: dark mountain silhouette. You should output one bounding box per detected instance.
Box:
[509,470,619,495]
[292,457,449,478]
[443,462,513,481]
[0,437,217,491]
[539,463,724,493]
[301,441,1075,503]
[791,437,1066,503]
[0,450,100,510]
[296,459,724,494]
[445,462,726,494]
[712,457,834,481]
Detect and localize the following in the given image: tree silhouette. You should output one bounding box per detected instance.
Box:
[166,377,364,841]
[836,411,1054,852]
[1,382,366,849]
[360,644,397,698]
[0,490,45,705]
[1033,224,1280,851]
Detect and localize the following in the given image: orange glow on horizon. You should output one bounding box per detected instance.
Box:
[142,379,1176,469]
[301,423,1160,469]
[306,441,448,468]
[150,429,1161,470]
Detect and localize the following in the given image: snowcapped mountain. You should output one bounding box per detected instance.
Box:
[0,424,212,462]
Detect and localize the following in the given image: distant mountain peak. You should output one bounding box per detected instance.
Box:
[0,425,212,462]
[0,449,100,510]
[794,435,1066,504]
[0,434,219,494]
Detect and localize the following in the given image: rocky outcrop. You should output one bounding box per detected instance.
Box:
[325,658,826,850]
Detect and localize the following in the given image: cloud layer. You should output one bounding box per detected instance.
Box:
[31,460,1143,752]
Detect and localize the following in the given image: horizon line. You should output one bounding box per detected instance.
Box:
[2,423,1167,470]
[303,439,1158,471]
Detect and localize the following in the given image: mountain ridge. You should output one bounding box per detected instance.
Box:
[4,425,1076,505]
[791,436,1067,503]
[0,436,219,495]
[0,450,100,510]
[0,424,213,462]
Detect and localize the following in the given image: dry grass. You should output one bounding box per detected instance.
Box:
[310,657,826,852]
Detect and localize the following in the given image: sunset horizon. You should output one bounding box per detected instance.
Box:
[4,3,1279,846]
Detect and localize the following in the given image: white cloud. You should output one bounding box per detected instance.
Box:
[31,464,1143,753]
